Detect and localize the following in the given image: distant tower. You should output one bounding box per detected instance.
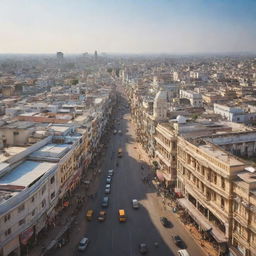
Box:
[57,52,64,62]
[153,88,168,121]
[94,50,98,61]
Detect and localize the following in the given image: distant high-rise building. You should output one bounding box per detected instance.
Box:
[94,50,98,61]
[57,52,64,60]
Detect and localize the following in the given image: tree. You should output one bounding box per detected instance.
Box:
[71,79,79,85]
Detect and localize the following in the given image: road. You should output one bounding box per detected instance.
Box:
[55,93,205,256]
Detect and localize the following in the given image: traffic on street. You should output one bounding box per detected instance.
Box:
[54,91,205,256]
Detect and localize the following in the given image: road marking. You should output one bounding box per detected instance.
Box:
[128,227,133,256]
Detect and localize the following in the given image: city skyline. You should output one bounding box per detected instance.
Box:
[0,0,256,54]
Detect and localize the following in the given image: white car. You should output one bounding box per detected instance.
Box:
[105,184,111,194]
[108,169,114,176]
[132,199,139,209]
[78,237,89,251]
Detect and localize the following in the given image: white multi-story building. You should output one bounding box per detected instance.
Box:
[179,90,203,108]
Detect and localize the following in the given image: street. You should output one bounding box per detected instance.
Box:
[54,94,206,256]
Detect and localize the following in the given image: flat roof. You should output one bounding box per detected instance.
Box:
[0,160,57,187]
[30,143,71,159]
[49,125,70,133]
[199,144,244,167]
[0,146,28,162]
[1,121,34,129]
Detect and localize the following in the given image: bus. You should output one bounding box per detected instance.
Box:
[118,148,122,158]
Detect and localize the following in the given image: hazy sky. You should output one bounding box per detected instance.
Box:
[0,0,256,54]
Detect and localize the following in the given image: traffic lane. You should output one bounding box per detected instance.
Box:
[82,115,174,255]
[114,128,175,255]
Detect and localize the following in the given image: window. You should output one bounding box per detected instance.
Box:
[4,213,11,222]
[50,176,55,184]
[32,209,35,216]
[42,185,46,195]
[221,198,225,209]
[41,199,46,208]
[18,204,25,213]
[221,177,225,190]
[213,174,217,184]
[19,218,25,226]
[13,131,19,135]
[31,196,34,203]
[5,228,11,236]
[50,192,55,200]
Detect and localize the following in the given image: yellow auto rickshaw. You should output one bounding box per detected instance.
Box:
[86,209,94,221]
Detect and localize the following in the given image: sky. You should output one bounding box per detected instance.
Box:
[0,0,256,54]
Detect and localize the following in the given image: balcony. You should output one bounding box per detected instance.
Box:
[155,150,171,168]
[155,136,172,153]
[183,161,230,199]
[233,212,249,228]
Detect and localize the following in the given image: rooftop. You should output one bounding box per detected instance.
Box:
[0,160,57,188]
[199,144,245,167]
[29,143,71,160]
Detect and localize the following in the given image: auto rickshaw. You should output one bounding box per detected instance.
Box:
[86,209,94,221]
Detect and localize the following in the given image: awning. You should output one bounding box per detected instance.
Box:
[156,170,165,182]
[178,198,228,243]
[162,171,172,181]
[20,226,34,245]
[177,198,212,232]
[210,226,228,243]
[63,201,69,207]
[228,246,244,256]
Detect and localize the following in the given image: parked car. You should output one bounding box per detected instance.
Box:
[105,184,111,194]
[97,211,107,222]
[106,177,112,184]
[139,243,148,254]
[178,249,190,256]
[132,199,139,209]
[172,235,183,247]
[101,197,109,208]
[160,217,171,227]
[78,237,89,251]
[108,170,114,176]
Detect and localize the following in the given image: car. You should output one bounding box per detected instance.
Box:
[113,130,117,135]
[118,130,122,135]
[108,170,114,176]
[160,217,171,227]
[172,235,183,247]
[101,196,109,207]
[105,186,111,194]
[106,176,112,184]
[97,211,107,222]
[78,237,89,251]
[139,243,148,254]
[132,199,139,209]
[178,249,190,256]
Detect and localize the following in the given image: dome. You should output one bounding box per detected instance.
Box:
[176,115,186,124]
